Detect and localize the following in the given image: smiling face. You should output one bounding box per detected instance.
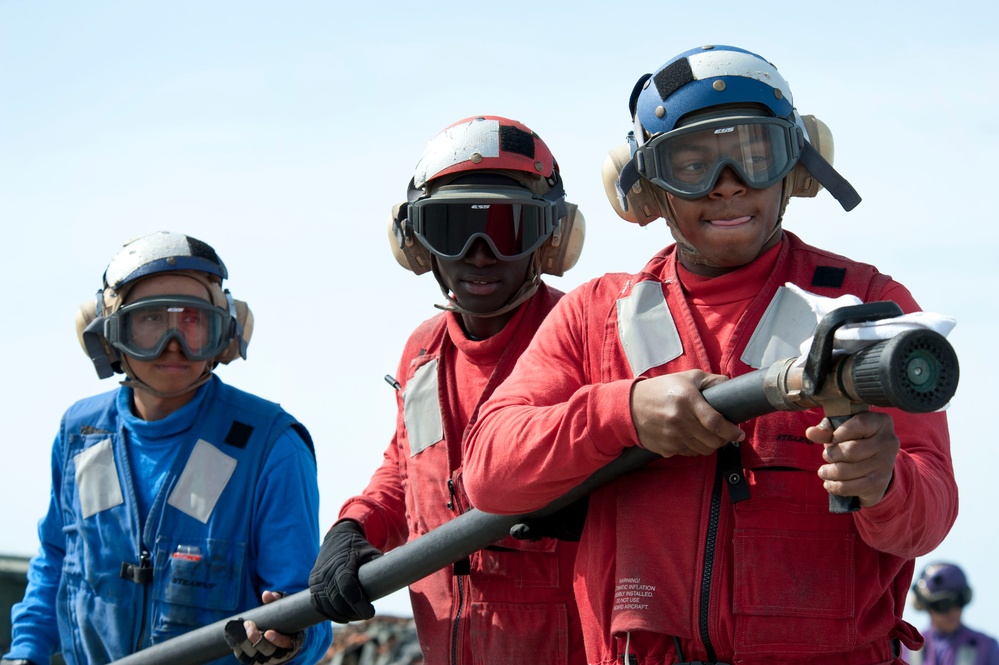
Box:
[434,238,533,339]
[664,152,783,277]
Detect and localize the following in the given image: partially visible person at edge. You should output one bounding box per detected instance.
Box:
[904,562,999,665]
[308,115,588,664]
[2,232,332,665]
[462,45,958,665]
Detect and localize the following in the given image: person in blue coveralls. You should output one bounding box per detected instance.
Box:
[2,231,331,665]
[904,562,999,665]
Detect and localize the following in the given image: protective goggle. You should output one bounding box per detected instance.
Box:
[102,295,234,361]
[409,185,557,261]
[926,597,964,614]
[635,116,802,199]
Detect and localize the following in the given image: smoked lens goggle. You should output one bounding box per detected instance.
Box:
[926,598,964,614]
[409,185,557,261]
[635,116,802,199]
[103,295,234,361]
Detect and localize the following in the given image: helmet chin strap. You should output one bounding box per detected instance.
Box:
[430,254,542,320]
[119,355,214,400]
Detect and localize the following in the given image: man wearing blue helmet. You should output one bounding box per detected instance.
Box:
[2,232,331,665]
[905,563,999,665]
[464,46,957,664]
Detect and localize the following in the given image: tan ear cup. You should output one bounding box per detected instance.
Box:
[216,299,253,365]
[387,202,433,275]
[538,202,585,276]
[601,144,665,226]
[789,114,834,198]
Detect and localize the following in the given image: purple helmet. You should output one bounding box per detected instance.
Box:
[912,562,972,611]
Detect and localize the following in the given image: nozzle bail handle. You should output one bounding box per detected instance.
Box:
[802,301,904,395]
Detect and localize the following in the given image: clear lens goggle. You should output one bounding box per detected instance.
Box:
[635,116,802,199]
[103,295,234,361]
[409,185,557,261]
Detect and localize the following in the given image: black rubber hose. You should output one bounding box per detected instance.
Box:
[109,331,958,664]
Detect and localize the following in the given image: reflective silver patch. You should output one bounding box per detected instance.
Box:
[741,286,817,369]
[616,281,683,376]
[404,359,444,456]
[75,439,124,519]
[167,440,237,524]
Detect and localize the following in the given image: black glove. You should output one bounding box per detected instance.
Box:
[309,520,382,623]
[510,496,589,542]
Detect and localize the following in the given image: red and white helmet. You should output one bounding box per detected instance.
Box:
[390,116,584,283]
[411,115,559,192]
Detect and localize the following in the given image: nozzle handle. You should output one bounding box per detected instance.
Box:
[826,414,862,513]
[824,327,959,514]
[803,301,904,395]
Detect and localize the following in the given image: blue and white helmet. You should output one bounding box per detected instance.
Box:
[632,45,799,145]
[76,231,252,381]
[103,230,229,292]
[911,562,973,611]
[617,44,860,213]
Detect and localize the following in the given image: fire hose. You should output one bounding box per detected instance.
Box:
[110,303,959,665]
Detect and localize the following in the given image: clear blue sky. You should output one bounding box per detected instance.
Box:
[2,0,997,632]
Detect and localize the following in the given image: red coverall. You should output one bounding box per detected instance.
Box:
[339,282,585,665]
[465,233,958,665]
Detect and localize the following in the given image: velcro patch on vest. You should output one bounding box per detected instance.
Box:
[811,266,846,289]
[224,421,254,449]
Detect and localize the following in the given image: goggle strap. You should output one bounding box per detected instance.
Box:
[616,158,642,212]
[224,290,247,360]
[82,316,117,379]
[406,177,423,205]
[545,174,568,221]
[797,142,862,211]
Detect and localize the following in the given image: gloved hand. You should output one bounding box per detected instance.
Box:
[510,496,589,542]
[223,612,303,665]
[309,520,383,623]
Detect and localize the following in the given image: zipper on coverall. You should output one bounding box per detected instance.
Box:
[447,478,468,665]
[698,463,725,662]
